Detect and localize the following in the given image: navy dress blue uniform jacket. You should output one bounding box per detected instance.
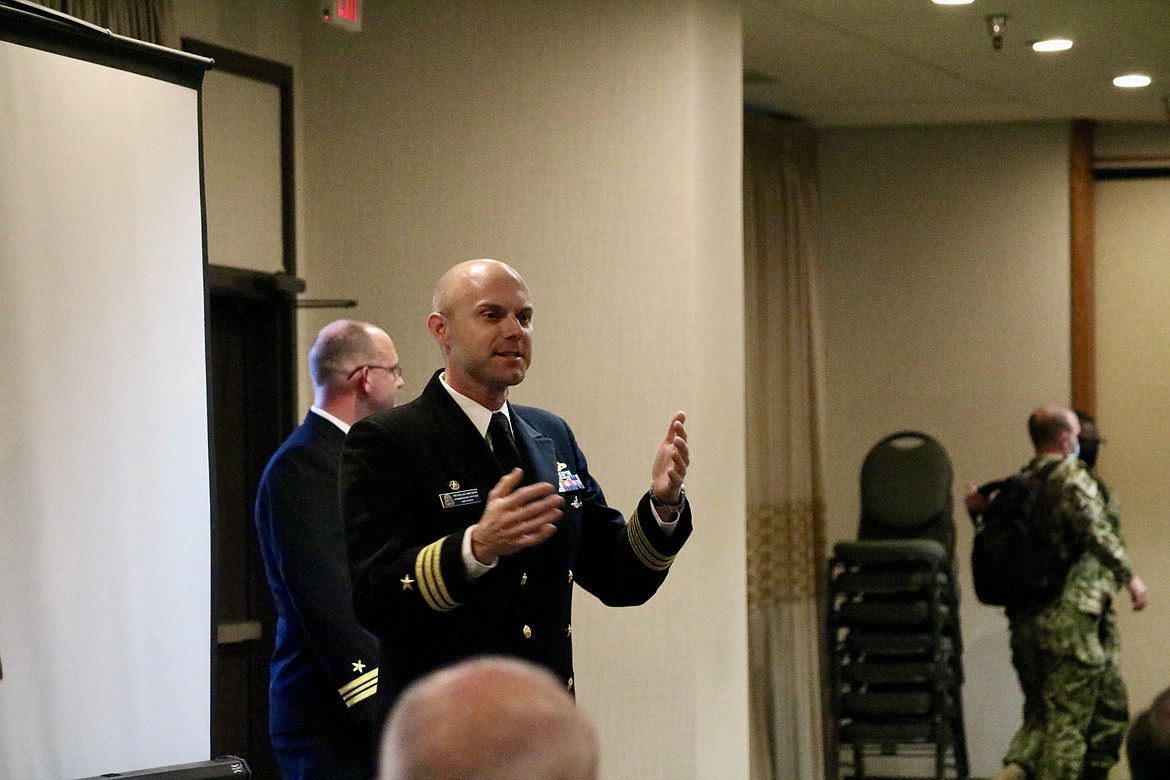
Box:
[340,370,692,711]
[254,411,380,747]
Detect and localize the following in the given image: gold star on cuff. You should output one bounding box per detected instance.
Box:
[352,660,366,673]
[401,574,415,591]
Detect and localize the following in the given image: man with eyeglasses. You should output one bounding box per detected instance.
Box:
[254,319,405,779]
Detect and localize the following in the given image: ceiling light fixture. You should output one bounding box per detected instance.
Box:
[1032,39,1073,53]
[986,14,1009,50]
[1113,74,1152,88]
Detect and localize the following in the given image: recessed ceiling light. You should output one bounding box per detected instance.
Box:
[932,0,974,5]
[1032,39,1073,52]
[1113,74,1152,88]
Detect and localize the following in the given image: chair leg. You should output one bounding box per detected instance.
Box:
[953,707,970,778]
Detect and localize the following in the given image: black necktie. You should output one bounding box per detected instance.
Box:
[489,412,523,474]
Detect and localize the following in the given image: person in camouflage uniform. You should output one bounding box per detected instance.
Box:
[966,405,1148,780]
[1073,409,1143,779]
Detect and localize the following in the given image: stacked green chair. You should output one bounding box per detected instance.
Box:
[828,431,969,779]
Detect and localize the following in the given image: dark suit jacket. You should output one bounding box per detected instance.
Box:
[341,370,692,709]
[254,411,380,745]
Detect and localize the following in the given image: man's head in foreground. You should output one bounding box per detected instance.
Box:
[379,655,599,780]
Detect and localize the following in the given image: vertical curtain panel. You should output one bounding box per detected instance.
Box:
[744,113,827,780]
[36,0,175,47]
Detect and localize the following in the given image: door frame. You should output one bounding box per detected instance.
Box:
[207,266,302,778]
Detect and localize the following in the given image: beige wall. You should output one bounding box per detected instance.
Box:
[175,2,747,777]
[174,0,305,63]
[817,122,1073,777]
[1096,175,1170,725]
[1095,131,1170,761]
[817,121,1170,777]
[178,3,747,777]
[173,0,308,271]
[1096,121,1170,163]
[295,2,748,778]
[175,2,1169,775]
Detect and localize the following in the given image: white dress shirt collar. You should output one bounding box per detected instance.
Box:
[309,405,350,434]
[438,372,511,439]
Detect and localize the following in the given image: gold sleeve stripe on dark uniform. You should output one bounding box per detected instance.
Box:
[627,509,675,571]
[416,537,460,612]
[339,667,378,708]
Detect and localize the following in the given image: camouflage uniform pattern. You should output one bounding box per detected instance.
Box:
[1002,454,1134,780]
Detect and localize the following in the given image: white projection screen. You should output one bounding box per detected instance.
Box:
[0,6,213,778]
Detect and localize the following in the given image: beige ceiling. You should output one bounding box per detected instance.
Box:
[743,0,1170,127]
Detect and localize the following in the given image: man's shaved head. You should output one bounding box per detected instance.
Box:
[380,656,599,780]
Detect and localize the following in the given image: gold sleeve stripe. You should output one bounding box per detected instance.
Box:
[345,684,377,707]
[340,668,378,708]
[416,538,460,612]
[339,668,378,696]
[627,509,675,571]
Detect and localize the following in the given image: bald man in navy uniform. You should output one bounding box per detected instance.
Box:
[341,259,692,713]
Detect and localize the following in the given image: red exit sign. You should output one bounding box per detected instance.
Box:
[322,0,362,32]
[336,0,358,22]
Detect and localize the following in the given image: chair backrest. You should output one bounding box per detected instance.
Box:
[859,431,955,558]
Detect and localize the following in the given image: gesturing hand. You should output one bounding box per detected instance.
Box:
[651,411,689,506]
[470,469,565,564]
[1128,574,1149,612]
[964,483,990,517]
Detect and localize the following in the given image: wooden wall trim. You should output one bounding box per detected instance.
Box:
[1070,119,1095,414]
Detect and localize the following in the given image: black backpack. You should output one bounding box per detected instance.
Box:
[970,460,1071,608]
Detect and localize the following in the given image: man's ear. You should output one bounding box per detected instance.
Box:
[349,366,370,392]
[427,312,447,345]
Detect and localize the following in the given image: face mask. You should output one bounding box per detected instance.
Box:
[1079,438,1099,469]
[1072,440,1081,459]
